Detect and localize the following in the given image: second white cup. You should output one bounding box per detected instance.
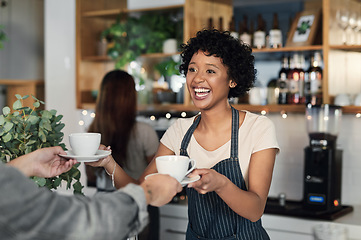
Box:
[156,155,196,182]
[69,133,101,156]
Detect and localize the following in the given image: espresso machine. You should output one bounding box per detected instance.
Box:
[303,104,343,213]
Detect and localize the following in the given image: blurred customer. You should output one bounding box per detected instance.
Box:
[86,70,160,240]
[0,146,182,240]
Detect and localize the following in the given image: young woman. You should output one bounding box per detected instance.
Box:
[85,70,160,240]
[91,29,279,240]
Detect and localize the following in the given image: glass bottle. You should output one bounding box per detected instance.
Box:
[218,17,224,31]
[269,13,283,48]
[208,17,214,30]
[287,53,300,104]
[229,16,239,39]
[305,51,323,105]
[278,56,289,104]
[253,14,266,49]
[239,15,251,46]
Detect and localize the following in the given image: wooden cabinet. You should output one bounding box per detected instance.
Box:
[75,0,232,109]
[76,0,361,114]
[0,79,44,108]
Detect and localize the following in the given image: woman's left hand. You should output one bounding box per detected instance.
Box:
[187,169,228,194]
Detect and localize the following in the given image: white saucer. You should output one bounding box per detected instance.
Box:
[59,150,111,162]
[145,173,200,186]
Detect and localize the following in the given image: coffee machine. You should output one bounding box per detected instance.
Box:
[303,104,343,213]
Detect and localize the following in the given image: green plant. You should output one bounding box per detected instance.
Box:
[103,13,182,68]
[155,57,181,77]
[0,25,7,49]
[0,95,83,194]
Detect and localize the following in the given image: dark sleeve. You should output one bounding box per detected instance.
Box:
[0,163,148,240]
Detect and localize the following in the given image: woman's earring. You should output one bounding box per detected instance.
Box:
[230,82,236,88]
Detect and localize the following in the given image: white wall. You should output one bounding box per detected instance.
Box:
[268,113,361,206]
[44,0,85,187]
[0,0,44,79]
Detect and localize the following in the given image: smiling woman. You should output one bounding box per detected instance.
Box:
[84,29,280,240]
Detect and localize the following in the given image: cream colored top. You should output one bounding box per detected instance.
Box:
[160,111,280,187]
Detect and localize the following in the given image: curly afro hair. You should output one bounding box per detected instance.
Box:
[179,29,256,98]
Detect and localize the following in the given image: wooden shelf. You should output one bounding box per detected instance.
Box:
[82,4,184,18]
[137,104,307,114]
[82,55,113,61]
[0,79,44,107]
[329,45,361,52]
[252,45,323,53]
[80,102,361,115]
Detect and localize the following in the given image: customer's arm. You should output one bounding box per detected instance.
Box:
[0,163,181,240]
[7,146,77,177]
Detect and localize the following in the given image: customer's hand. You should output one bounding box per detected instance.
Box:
[140,174,182,207]
[8,146,78,177]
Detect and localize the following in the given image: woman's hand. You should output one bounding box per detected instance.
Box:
[85,145,112,168]
[187,168,228,194]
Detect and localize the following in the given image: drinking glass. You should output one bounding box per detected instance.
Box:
[357,6,361,45]
[336,7,349,44]
[348,11,358,45]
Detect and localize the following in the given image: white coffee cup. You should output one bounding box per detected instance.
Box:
[156,155,196,182]
[69,133,101,156]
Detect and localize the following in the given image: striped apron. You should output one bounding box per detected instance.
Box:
[180,107,270,240]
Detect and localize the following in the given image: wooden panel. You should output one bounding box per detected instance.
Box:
[183,0,232,105]
[79,0,126,12]
[184,0,232,41]
[0,79,44,108]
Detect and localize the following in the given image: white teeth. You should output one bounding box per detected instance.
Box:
[194,88,210,93]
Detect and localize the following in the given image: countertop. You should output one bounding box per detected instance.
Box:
[160,203,361,239]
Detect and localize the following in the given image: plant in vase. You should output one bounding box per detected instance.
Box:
[102,12,182,68]
[0,95,83,194]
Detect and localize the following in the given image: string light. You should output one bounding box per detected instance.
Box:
[356,113,361,118]
[165,113,171,119]
[260,110,267,116]
[81,110,87,116]
[78,120,84,126]
[281,111,288,119]
[181,112,187,117]
[150,115,156,121]
[90,112,96,118]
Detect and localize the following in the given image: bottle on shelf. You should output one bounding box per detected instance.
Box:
[253,14,266,49]
[287,53,305,104]
[298,54,306,104]
[218,16,224,31]
[305,51,323,105]
[208,17,214,30]
[229,16,239,39]
[239,15,252,46]
[287,53,300,104]
[277,56,289,104]
[269,13,283,48]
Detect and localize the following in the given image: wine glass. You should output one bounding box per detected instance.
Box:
[336,7,349,44]
[356,6,361,45]
[348,11,358,45]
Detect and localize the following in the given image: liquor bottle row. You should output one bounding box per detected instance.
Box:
[277,51,323,105]
[209,13,284,49]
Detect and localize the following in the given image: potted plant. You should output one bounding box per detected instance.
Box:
[0,95,84,194]
[0,25,7,49]
[103,12,182,68]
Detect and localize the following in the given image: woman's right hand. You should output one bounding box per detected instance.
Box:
[85,145,113,168]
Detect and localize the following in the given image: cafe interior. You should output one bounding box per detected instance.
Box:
[1,0,361,239]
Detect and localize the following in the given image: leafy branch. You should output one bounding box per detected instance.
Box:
[0,95,83,194]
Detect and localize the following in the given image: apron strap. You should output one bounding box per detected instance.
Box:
[230,106,239,159]
[180,114,201,156]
